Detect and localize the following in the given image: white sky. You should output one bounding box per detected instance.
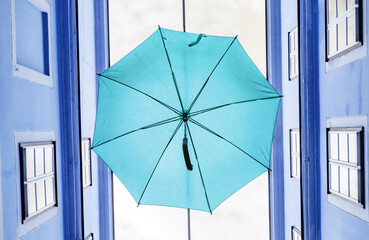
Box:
[109,1,269,239]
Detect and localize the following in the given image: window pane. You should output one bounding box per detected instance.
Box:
[36,180,46,210]
[330,164,339,192]
[347,11,357,45]
[337,20,347,50]
[291,156,296,177]
[82,166,86,186]
[347,0,356,9]
[85,143,90,163]
[328,26,337,56]
[290,56,294,77]
[330,133,339,159]
[44,146,53,173]
[35,147,45,176]
[349,169,358,200]
[81,141,86,164]
[293,231,297,240]
[296,155,300,177]
[339,133,348,161]
[348,132,358,164]
[25,148,35,179]
[294,30,298,52]
[340,167,349,196]
[85,164,91,186]
[291,132,296,153]
[45,177,54,205]
[328,0,337,23]
[26,183,36,215]
[289,33,293,53]
[337,0,347,17]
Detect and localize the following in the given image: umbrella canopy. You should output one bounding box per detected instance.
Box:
[91,27,281,213]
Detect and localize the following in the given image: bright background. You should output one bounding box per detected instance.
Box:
[108,0,269,239]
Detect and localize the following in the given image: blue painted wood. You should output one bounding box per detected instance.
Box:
[298,0,320,239]
[317,0,369,239]
[0,0,70,238]
[266,0,285,239]
[94,0,114,239]
[56,0,83,239]
[280,0,302,238]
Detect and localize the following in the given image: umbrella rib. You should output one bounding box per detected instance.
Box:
[189,95,282,117]
[187,36,238,113]
[158,26,185,113]
[91,116,182,149]
[98,74,181,115]
[138,120,184,206]
[185,122,213,214]
[188,118,271,171]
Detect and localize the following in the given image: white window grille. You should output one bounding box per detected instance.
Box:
[290,129,300,179]
[81,138,92,188]
[289,27,299,79]
[328,127,363,204]
[20,142,57,222]
[326,0,363,60]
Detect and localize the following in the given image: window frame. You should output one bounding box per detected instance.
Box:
[11,0,53,87]
[19,141,58,223]
[326,116,369,222]
[288,27,299,80]
[291,226,302,240]
[81,138,92,188]
[85,233,93,240]
[326,127,364,206]
[325,0,364,62]
[290,129,300,179]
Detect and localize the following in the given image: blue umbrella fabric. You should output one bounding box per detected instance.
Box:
[91,27,281,213]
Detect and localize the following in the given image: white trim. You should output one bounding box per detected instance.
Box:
[11,0,53,87]
[326,115,369,222]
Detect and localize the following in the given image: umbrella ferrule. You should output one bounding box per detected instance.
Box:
[182,112,189,122]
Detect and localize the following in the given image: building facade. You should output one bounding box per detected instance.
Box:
[0,0,113,239]
[2,0,369,240]
[268,0,369,239]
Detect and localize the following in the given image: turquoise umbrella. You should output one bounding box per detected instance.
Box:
[91,27,281,214]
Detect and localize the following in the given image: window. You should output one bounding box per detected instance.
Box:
[85,233,93,240]
[291,227,302,240]
[290,129,300,179]
[327,127,363,204]
[326,0,363,60]
[19,142,57,222]
[326,116,369,221]
[11,0,53,87]
[81,138,92,188]
[289,27,299,79]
